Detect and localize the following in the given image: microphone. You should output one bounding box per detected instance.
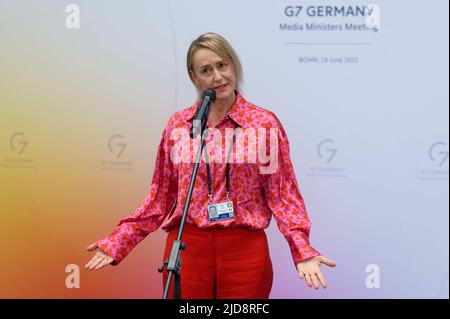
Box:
[190,89,216,139]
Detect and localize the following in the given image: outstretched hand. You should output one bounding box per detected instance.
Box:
[85,242,114,271]
[296,256,336,289]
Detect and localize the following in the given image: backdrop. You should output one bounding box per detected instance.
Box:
[0,0,448,298]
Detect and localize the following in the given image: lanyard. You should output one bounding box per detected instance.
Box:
[203,126,237,203]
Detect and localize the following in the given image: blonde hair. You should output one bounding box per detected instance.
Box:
[187,32,243,93]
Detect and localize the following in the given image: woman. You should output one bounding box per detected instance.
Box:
[85,32,336,298]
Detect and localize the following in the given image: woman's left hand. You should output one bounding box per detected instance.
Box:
[296,256,336,289]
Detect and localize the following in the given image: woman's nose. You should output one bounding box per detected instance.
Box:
[212,68,223,81]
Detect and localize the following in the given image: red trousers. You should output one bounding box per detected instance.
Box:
[162,223,273,299]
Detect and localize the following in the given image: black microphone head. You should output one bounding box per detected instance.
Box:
[190,89,216,139]
[202,88,216,102]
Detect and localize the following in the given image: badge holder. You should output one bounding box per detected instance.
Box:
[204,124,237,224]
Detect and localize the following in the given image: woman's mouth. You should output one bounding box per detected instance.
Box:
[214,84,228,92]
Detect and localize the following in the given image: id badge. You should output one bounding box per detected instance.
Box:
[207,200,235,222]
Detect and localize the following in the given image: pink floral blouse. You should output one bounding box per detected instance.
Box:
[96,92,320,267]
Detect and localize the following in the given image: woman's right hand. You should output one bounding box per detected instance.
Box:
[85,242,114,271]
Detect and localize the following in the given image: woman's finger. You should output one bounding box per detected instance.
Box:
[319,257,337,267]
[94,257,113,270]
[86,243,98,251]
[87,256,104,270]
[310,273,320,289]
[316,271,327,288]
[85,256,100,270]
[298,271,305,279]
[85,256,99,269]
[305,274,313,287]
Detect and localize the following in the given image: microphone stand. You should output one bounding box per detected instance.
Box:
[158,105,211,299]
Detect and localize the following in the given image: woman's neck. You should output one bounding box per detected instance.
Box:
[208,92,237,127]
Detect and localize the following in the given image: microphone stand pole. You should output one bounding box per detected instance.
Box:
[158,108,211,299]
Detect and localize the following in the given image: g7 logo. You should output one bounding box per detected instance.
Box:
[317,139,337,164]
[108,134,127,159]
[284,6,303,17]
[10,132,28,155]
[429,142,449,167]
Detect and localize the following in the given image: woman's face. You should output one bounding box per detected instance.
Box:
[190,48,237,102]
